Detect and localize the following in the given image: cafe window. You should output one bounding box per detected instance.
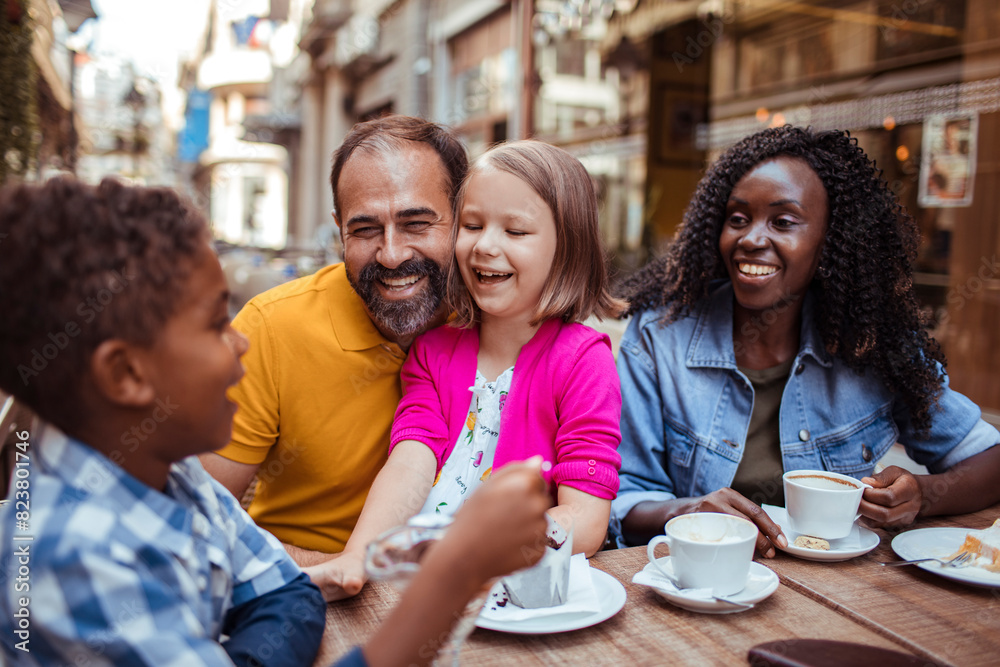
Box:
[448,9,515,127]
[876,0,965,62]
[740,22,836,91]
[555,38,587,78]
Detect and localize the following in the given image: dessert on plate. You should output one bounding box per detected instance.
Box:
[950,518,1000,572]
[501,517,573,608]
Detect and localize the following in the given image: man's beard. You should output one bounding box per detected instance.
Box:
[347,257,447,339]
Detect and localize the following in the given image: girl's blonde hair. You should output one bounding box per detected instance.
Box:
[447,140,627,328]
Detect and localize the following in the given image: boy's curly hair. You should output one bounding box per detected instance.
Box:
[0,177,209,432]
[622,126,945,434]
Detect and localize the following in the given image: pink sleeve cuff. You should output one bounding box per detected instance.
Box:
[550,460,619,499]
[389,427,448,471]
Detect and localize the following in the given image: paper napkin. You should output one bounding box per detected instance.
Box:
[632,559,771,600]
[479,553,601,622]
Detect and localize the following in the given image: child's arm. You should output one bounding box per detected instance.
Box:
[360,459,550,667]
[221,572,325,666]
[206,469,328,666]
[304,440,438,601]
[306,332,455,601]
[548,485,613,556]
[548,331,622,556]
[24,548,309,667]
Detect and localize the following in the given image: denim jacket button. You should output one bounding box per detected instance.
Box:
[798,429,810,442]
[795,363,805,375]
[861,444,873,462]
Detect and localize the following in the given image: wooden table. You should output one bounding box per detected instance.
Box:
[314,505,1000,666]
[764,506,1000,666]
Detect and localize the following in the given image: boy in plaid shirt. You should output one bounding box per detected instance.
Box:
[0,177,324,666]
[0,178,549,667]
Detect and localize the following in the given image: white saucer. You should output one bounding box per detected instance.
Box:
[891,527,1000,589]
[636,558,779,614]
[761,504,880,562]
[476,569,626,634]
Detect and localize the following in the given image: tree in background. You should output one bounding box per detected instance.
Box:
[1,0,39,184]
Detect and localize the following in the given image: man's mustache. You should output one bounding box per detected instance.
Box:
[358,257,443,286]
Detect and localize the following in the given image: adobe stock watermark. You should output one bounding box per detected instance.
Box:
[415,605,476,662]
[879,0,936,38]
[349,344,407,397]
[76,597,147,660]
[16,269,134,386]
[9,427,32,654]
[117,397,179,455]
[254,440,306,487]
[808,84,832,106]
[672,8,736,73]
[747,469,785,507]
[731,288,802,359]
[937,255,1000,327]
[66,397,179,495]
[243,592,326,666]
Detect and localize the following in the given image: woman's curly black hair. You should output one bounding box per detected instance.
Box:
[622,125,945,435]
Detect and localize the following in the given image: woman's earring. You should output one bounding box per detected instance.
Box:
[817,264,832,280]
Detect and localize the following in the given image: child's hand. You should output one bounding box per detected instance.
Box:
[302,550,368,602]
[435,456,551,585]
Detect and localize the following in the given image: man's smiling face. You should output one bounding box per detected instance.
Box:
[335,141,454,343]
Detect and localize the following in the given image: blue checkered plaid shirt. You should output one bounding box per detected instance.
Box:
[0,424,304,666]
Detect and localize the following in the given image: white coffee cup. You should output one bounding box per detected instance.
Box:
[646,512,757,596]
[782,469,870,540]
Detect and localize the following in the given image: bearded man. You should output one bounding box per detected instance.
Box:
[201,116,468,564]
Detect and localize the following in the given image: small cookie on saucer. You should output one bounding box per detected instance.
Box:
[793,535,830,551]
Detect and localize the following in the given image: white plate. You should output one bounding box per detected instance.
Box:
[638,558,778,614]
[475,569,626,634]
[762,505,880,562]
[891,527,1000,589]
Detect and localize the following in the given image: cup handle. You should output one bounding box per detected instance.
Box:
[855,482,874,521]
[647,535,676,583]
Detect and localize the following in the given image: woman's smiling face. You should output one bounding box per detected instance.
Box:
[719,155,829,316]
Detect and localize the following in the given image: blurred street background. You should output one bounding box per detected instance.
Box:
[2,0,999,425]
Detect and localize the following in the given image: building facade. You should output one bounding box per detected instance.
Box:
[179,0,311,249]
[185,0,1000,416]
[74,56,177,186]
[0,0,97,183]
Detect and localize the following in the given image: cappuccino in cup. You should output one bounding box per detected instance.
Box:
[783,470,869,540]
[646,512,757,596]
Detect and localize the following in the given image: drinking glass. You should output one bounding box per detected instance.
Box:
[364,513,488,667]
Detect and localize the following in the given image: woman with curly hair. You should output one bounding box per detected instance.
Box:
[612,126,1000,555]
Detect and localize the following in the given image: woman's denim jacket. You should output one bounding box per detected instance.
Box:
[611,283,999,546]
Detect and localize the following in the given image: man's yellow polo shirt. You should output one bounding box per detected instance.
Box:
[216,263,405,553]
